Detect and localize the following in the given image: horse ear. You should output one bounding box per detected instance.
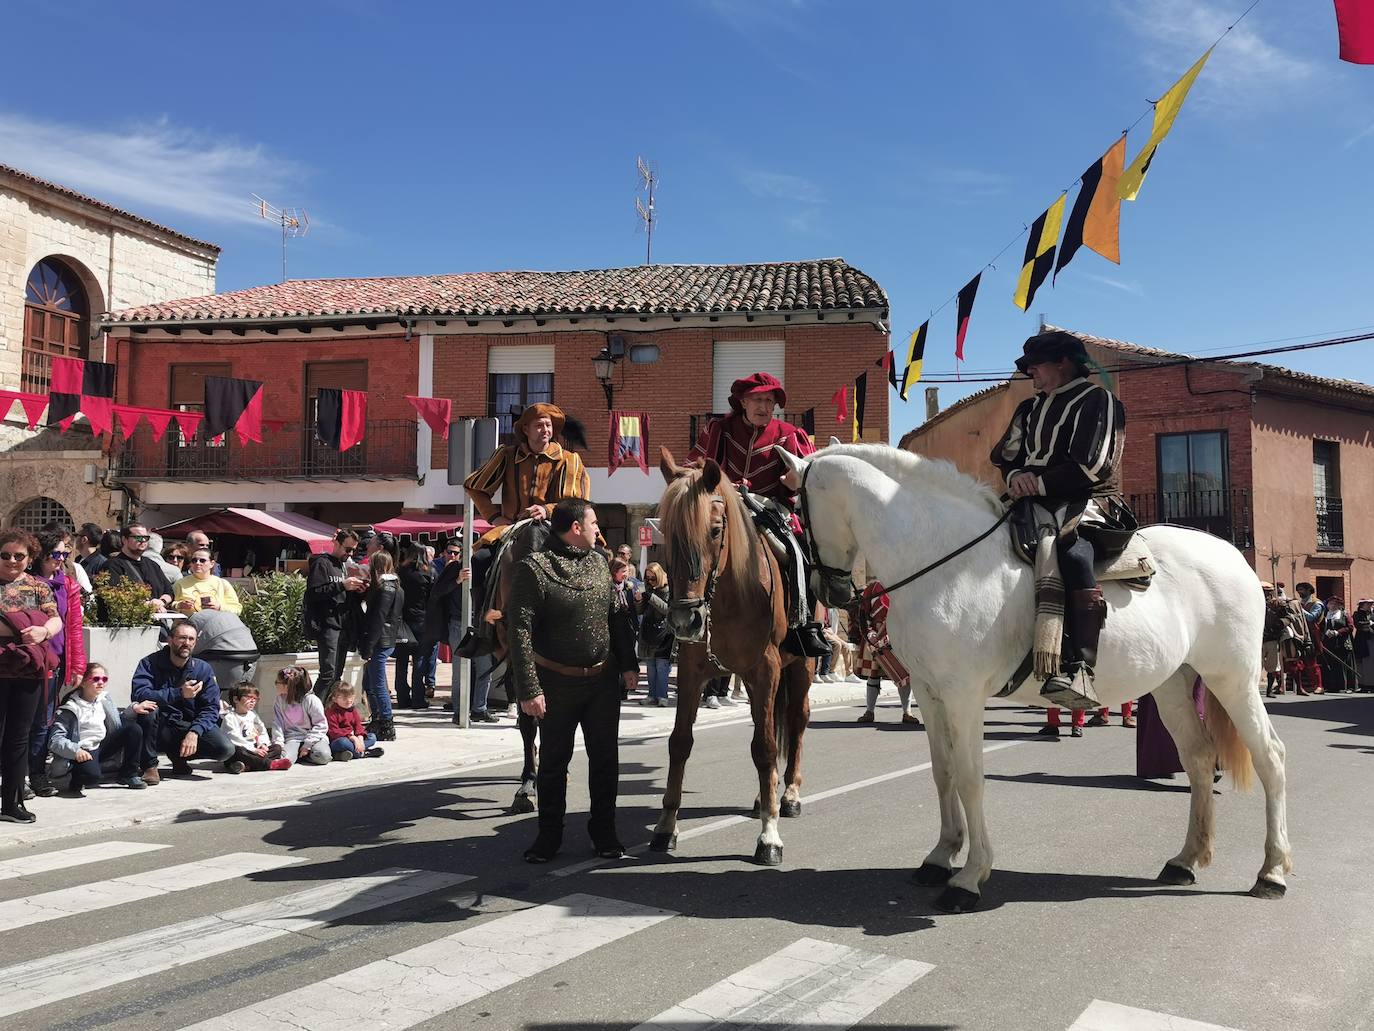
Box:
[701,458,723,492]
[659,446,684,483]
[775,446,809,491]
[828,436,843,448]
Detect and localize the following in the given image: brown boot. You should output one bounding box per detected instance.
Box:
[141,767,161,786]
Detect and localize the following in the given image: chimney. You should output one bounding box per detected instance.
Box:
[924,387,940,423]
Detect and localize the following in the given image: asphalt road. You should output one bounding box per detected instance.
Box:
[1,691,1369,1031]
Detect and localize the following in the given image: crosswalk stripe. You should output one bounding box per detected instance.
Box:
[1069,1000,1247,1031]
[181,892,674,1031]
[0,867,470,1019]
[0,841,171,883]
[0,852,302,932]
[632,936,933,1030]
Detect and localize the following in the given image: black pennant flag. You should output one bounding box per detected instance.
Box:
[204,376,264,444]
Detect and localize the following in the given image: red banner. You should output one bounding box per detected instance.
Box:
[406,395,452,438]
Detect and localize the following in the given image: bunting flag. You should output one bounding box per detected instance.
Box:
[1335,0,1374,62]
[800,408,815,439]
[173,409,204,442]
[830,384,849,424]
[143,409,174,442]
[877,351,898,390]
[954,274,981,362]
[1118,48,1212,201]
[204,376,264,445]
[1055,137,1127,282]
[0,390,49,431]
[851,371,867,443]
[315,388,368,452]
[608,410,650,475]
[406,395,452,439]
[113,405,143,442]
[1013,193,1067,311]
[48,357,116,433]
[899,321,929,400]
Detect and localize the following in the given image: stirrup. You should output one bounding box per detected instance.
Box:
[1038,665,1102,710]
[784,623,831,658]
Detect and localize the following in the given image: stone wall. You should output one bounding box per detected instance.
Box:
[0,443,110,530]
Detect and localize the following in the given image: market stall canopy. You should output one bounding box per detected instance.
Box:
[154,508,337,554]
[371,514,491,537]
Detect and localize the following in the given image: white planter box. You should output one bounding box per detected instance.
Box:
[83,625,164,707]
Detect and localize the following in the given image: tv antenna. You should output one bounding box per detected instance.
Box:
[635,156,658,264]
[252,194,309,282]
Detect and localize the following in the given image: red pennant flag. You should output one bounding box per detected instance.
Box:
[113,405,143,441]
[955,273,981,362]
[173,410,204,442]
[144,409,174,442]
[235,386,264,445]
[1335,0,1374,63]
[17,392,47,431]
[406,395,452,439]
[830,385,849,424]
[877,351,898,390]
[83,396,114,437]
[262,418,289,433]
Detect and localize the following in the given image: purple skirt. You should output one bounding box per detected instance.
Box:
[1136,678,1206,779]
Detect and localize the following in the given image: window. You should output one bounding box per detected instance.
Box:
[711,341,785,413]
[10,497,74,533]
[305,361,369,474]
[168,363,231,474]
[487,346,556,444]
[1313,440,1343,551]
[22,258,90,393]
[1157,431,1228,520]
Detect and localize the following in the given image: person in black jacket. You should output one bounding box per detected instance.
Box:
[305,530,364,702]
[637,563,674,706]
[103,523,174,612]
[360,550,404,741]
[394,546,434,710]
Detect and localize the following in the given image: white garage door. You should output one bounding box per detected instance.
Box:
[712,341,785,413]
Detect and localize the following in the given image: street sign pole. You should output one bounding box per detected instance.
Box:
[448,417,500,730]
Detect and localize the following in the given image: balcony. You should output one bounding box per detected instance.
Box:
[1315,495,1344,552]
[110,419,417,482]
[1126,488,1253,550]
[687,411,814,449]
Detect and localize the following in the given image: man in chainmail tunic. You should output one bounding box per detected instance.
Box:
[508,498,633,864]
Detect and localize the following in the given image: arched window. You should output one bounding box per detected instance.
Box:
[10,497,75,533]
[23,258,90,393]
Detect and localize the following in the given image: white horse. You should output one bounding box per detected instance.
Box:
[777,442,1291,912]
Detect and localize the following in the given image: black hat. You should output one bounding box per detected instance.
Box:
[1015,330,1090,375]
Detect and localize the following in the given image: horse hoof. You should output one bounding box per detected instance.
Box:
[1249,878,1286,900]
[510,794,535,815]
[779,798,801,818]
[648,832,677,853]
[752,842,783,866]
[912,862,954,886]
[1157,862,1196,886]
[934,886,980,913]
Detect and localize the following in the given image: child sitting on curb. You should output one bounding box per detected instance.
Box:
[325,683,385,761]
[222,682,279,773]
[48,664,155,794]
[268,666,331,770]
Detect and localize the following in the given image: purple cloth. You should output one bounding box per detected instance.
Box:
[1136,677,1206,779]
[39,570,67,658]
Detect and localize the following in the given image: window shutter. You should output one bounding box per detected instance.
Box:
[488,345,555,374]
[711,341,785,413]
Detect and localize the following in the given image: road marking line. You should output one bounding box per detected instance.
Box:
[1069,999,1247,1031]
[632,936,932,1029]
[551,739,1025,878]
[0,841,170,883]
[0,867,471,1018]
[180,892,674,1030]
[0,852,301,932]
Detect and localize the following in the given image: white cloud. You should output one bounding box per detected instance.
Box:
[1113,0,1315,99]
[1344,122,1374,149]
[738,169,824,205]
[0,111,305,226]
[1082,272,1145,296]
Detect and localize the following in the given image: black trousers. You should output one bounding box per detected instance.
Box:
[534,668,621,846]
[314,625,349,701]
[0,677,42,810]
[155,722,235,763]
[69,718,147,785]
[1056,531,1096,593]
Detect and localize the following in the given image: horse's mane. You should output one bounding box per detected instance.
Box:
[821,443,1003,514]
[658,467,758,598]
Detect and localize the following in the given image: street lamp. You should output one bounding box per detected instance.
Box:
[591,348,619,409]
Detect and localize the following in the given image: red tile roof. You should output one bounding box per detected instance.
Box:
[1,164,221,253]
[102,258,887,325]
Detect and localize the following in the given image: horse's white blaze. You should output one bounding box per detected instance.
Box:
[791,444,1291,900]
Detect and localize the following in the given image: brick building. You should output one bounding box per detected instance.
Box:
[900,326,1374,602]
[0,165,219,530]
[101,259,890,549]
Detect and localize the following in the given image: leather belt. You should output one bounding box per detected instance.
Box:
[534,653,607,679]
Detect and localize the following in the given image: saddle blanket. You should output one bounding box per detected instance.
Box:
[1096,534,1156,585]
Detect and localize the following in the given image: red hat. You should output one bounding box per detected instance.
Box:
[729,371,787,413]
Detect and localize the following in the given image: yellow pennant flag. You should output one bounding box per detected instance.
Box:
[1118,48,1212,201]
[1013,193,1066,311]
[899,321,929,401]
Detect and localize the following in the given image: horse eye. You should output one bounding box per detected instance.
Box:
[709,525,723,540]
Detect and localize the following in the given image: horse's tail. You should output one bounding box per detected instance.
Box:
[1205,688,1255,793]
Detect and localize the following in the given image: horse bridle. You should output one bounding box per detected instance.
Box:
[799,460,856,595]
[671,493,729,671]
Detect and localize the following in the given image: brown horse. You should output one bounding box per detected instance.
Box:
[652,448,814,865]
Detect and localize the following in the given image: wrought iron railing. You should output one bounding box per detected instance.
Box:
[1315,495,1344,552]
[110,419,417,481]
[1126,488,1253,550]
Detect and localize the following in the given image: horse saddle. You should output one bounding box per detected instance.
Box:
[1007,498,1155,588]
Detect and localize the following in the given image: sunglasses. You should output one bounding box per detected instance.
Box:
[129,535,151,543]
[0,552,28,562]
[49,550,71,559]
[189,557,212,564]
[445,550,461,556]
[89,675,109,683]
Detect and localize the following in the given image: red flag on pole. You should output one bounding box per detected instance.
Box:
[1335,0,1374,62]
[406,395,452,438]
[955,273,981,362]
[831,385,849,424]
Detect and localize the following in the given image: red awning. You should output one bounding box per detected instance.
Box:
[154,508,338,554]
[371,514,491,538]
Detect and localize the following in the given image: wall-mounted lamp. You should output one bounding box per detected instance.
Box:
[591,348,620,409]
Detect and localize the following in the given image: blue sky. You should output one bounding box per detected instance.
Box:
[3,0,1370,441]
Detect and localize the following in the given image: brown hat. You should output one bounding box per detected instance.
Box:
[514,403,565,439]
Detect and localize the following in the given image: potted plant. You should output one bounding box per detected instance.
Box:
[84,572,163,707]
[241,571,363,693]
